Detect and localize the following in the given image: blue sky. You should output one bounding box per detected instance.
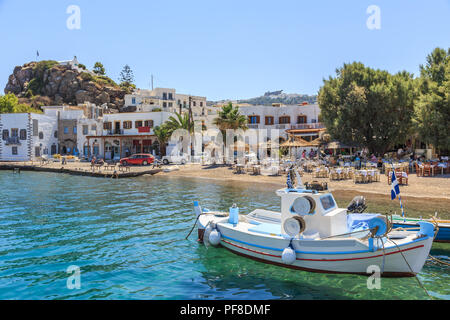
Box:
[0,0,449,101]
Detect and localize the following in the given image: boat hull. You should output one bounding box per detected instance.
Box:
[218,230,432,277]
[198,214,434,277]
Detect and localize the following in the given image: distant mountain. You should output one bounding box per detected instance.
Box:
[209,90,317,106]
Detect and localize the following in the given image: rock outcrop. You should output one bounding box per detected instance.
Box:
[4,61,126,110]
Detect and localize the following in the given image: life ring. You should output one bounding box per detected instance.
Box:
[283,216,306,237]
[291,196,315,215]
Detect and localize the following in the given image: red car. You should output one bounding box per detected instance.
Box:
[120,153,155,166]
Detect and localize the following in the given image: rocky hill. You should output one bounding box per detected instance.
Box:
[209,90,317,106]
[4,60,126,110]
[238,90,317,105]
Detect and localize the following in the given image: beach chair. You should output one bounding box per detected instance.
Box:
[422,164,432,177]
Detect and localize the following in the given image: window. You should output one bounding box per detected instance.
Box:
[51,144,57,155]
[168,93,173,100]
[35,146,40,157]
[144,120,154,128]
[123,121,132,129]
[33,119,38,136]
[43,148,48,155]
[73,126,77,134]
[200,102,203,107]
[54,130,58,138]
[193,101,196,107]
[132,97,136,105]
[168,102,173,107]
[20,129,27,140]
[12,146,18,155]
[11,128,18,137]
[2,129,9,141]
[83,125,88,135]
[91,124,97,131]
[39,132,44,139]
[162,93,167,100]
[135,120,143,128]
[163,102,167,108]
[248,116,260,124]
[279,116,291,124]
[320,195,336,211]
[103,122,112,130]
[265,116,274,125]
[297,115,307,124]
[64,127,69,134]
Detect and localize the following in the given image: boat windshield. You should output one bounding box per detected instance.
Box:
[320,194,336,211]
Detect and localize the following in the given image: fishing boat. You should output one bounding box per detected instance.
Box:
[192,170,436,277]
[391,215,450,243]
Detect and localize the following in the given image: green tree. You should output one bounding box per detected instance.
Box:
[318,62,416,155]
[153,124,171,156]
[213,102,248,133]
[93,62,106,75]
[0,93,42,114]
[118,65,135,93]
[165,112,195,134]
[414,47,450,154]
[0,93,18,113]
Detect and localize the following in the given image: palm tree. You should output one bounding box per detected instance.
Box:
[213,102,248,132]
[213,102,248,163]
[154,124,171,156]
[165,112,194,134]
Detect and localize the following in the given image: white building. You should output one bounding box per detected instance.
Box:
[0,112,58,161]
[124,88,207,114]
[237,103,324,142]
[83,111,174,160]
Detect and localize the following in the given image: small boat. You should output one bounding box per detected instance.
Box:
[193,170,436,277]
[391,215,450,243]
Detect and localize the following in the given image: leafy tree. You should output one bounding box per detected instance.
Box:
[0,93,18,113]
[0,93,42,114]
[93,62,105,75]
[414,47,450,154]
[153,124,171,155]
[318,62,416,155]
[118,65,135,93]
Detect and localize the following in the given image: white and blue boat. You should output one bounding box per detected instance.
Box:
[193,171,437,277]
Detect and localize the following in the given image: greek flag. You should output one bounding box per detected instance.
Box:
[390,171,400,200]
[286,171,294,189]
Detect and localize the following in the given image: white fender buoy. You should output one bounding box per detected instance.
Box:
[203,225,213,248]
[209,229,222,246]
[282,246,296,265]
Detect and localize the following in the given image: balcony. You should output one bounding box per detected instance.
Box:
[290,123,325,130]
[275,124,291,129]
[107,129,124,135]
[247,124,260,129]
[5,136,21,145]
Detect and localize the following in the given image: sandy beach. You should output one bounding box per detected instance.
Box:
[156,163,450,199]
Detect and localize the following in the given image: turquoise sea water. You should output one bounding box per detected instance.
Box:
[0,171,448,300]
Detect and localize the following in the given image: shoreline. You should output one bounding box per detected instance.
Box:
[0,162,162,178]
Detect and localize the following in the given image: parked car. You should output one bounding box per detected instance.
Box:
[120,153,155,166]
[161,153,189,165]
